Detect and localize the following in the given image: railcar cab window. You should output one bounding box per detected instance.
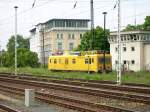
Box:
[54,59,57,64]
[72,59,76,64]
[91,58,94,63]
[99,57,104,63]
[65,58,68,64]
[85,58,91,64]
[105,58,111,64]
[49,59,51,63]
[59,59,61,64]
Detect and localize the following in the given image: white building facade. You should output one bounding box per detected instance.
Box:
[108,31,150,71]
[30,19,90,64]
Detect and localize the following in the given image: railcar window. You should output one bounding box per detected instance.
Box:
[85,59,88,64]
[99,58,104,63]
[65,58,68,64]
[59,59,61,64]
[105,58,111,64]
[85,58,91,64]
[54,59,57,64]
[89,58,91,64]
[92,58,94,63]
[49,59,51,63]
[72,59,76,64]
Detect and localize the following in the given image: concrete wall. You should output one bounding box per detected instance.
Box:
[144,43,150,70]
[110,42,143,71]
[30,31,41,62]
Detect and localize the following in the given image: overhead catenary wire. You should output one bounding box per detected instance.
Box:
[0,0,149,32]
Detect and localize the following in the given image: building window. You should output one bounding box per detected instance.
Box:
[68,34,75,39]
[115,47,118,52]
[58,42,62,51]
[80,34,83,39]
[69,43,74,51]
[72,34,75,39]
[61,33,63,39]
[57,33,59,39]
[131,47,135,51]
[68,34,71,39]
[115,60,118,64]
[131,60,135,65]
[123,60,126,64]
[123,47,126,52]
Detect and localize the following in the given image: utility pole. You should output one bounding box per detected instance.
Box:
[14,6,18,75]
[40,26,45,68]
[90,0,94,50]
[0,41,2,67]
[42,30,45,68]
[134,0,137,26]
[117,0,121,85]
[102,12,107,72]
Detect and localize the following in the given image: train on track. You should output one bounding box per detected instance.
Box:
[48,51,112,73]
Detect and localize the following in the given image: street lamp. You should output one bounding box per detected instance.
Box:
[39,25,45,68]
[14,6,18,75]
[102,12,107,72]
[117,0,122,85]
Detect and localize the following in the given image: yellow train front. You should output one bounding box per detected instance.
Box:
[48,51,112,73]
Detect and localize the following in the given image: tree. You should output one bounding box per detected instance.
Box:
[77,26,110,51]
[123,24,143,31]
[1,35,39,67]
[123,16,150,31]
[7,35,29,53]
[17,48,39,67]
[143,16,150,30]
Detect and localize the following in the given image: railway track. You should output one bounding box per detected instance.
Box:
[0,74,150,104]
[0,104,20,112]
[0,76,150,105]
[0,73,150,95]
[0,83,134,112]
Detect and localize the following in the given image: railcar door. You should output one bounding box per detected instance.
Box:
[98,56,104,72]
[64,58,68,69]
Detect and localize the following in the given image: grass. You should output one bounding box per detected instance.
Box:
[0,67,150,85]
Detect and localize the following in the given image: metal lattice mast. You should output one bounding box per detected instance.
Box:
[117,0,121,85]
[90,0,94,50]
[14,6,18,75]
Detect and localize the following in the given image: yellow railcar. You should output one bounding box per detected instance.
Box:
[48,51,112,73]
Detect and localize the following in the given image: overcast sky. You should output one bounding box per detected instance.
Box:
[0,0,150,50]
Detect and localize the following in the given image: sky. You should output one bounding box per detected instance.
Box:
[0,0,150,50]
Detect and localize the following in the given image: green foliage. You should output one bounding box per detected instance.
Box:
[7,35,29,52]
[77,26,110,51]
[123,24,143,31]
[143,16,150,30]
[17,48,39,67]
[0,67,150,85]
[123,16,150,31]
[1,35,39,67]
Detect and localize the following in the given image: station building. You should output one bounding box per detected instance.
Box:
[108,31,150,71]
[29,19,90,64]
